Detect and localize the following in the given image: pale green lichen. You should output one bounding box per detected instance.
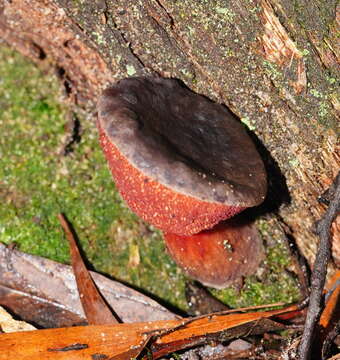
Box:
[289,158,300,167]
[263,60,282,80]
[325,75,336,85]
[318,102,329,118]
[95,32,106,46]
[310,88,323,98]
[241,116,256,131]
[126,64,136,76]
[224,48,235,57]
[215,7,235,21]
[300,49,310,56]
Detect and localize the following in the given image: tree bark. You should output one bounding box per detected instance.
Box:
[0,0,339,272]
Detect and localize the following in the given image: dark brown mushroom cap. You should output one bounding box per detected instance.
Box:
[98,77,267,235]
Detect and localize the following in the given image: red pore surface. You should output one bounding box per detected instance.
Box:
[100,127,244,236]
[164,220,264,288]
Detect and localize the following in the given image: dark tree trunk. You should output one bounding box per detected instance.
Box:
[1,0,339,272]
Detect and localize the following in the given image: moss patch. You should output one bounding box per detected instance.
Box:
[0,45,186,309]
[211,234,300,308]
[0,45,300,313]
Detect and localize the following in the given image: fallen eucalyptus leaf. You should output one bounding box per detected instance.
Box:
[0,304,300,360]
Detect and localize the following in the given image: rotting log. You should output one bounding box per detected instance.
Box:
[0,0,338,273]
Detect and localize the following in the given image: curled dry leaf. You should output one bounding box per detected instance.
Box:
[320,270,340,330]
[58,213,120,325]
[0,243,177,328]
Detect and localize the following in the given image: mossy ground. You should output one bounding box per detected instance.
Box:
[0,45,300,313]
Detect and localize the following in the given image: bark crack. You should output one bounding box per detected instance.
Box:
[142,0,227,101]
[108,16,146,71]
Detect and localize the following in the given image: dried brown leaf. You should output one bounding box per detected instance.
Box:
[0,243,177,327]
[0,304,300,359]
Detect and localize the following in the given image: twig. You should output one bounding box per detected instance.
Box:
[298,171,340,360]
[322,320,340,360]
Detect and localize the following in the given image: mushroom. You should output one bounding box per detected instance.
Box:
[97,76,267,288]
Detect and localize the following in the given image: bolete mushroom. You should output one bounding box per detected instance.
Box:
[97,76,267,288]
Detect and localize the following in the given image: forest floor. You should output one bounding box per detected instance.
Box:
[0,44,301,313]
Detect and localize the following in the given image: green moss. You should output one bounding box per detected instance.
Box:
[211,240,300,307]
[0,45,186,309]
[263,60,282,81]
